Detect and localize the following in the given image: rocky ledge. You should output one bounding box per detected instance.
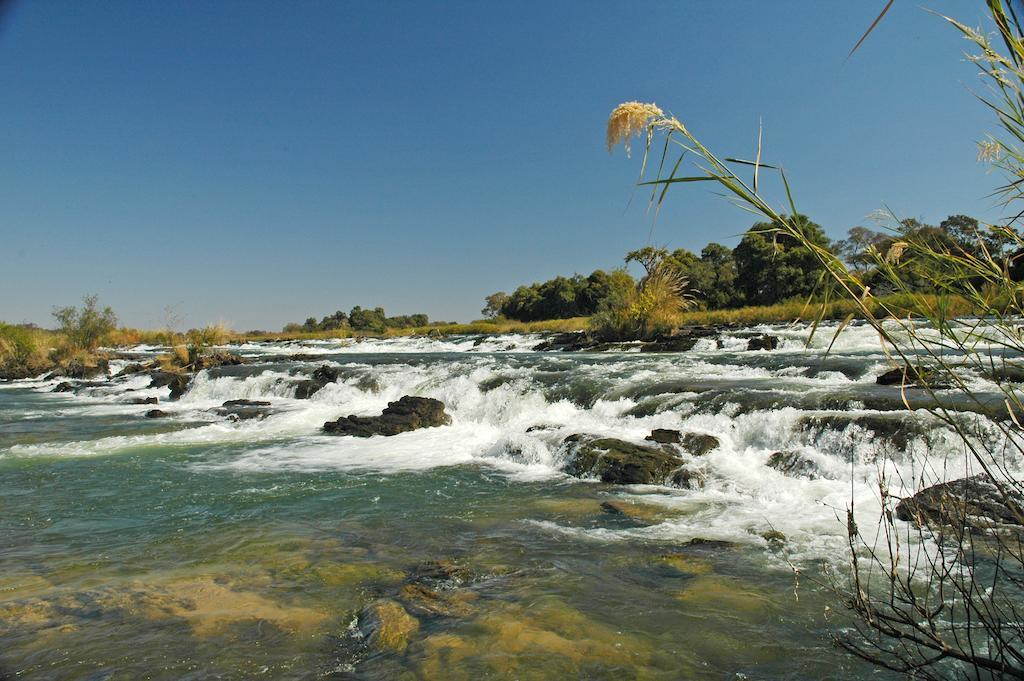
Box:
[323,396,451,437]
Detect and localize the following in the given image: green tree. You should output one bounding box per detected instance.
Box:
[733,215,830,305]
[699,243,742,308]
[349,306,387,332]
[481,292,509,319]
[624,246,669,276]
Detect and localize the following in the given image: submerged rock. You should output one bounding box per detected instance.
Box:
[52,382,75,393]
[407,559,471,588]
[895,476,1024,531]
[562,435,683,485]
[398,583,476,619]
[600,499,675,524]
[323,396,451,437]
[766,450,820,478]
[746,335,779,351]
[358,600,420,652]
[144,409,169,418]
[128,396,159,405]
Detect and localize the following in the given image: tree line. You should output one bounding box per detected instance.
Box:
[283,306,432,333]
[485,213,1020,321]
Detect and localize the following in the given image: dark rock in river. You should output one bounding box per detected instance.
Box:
[149,371,191,400]
[145,409,169,418]
[562,435,684,485]
[681,433,720,456]
[767,450,820,478]
[876,365,941,388]
[895,476,1024,530]
[990,364,1024,383]
[128,396,159,405]
[532,332,594,352]
[640,336,700,353]
[216,398,273,421]
[640,327,720,353]
[669,466,705,489]
[52,382,75,393]
[323,396,451,437]
[747,335,779,351]
[293,364,339,399]
[645,428,681,444]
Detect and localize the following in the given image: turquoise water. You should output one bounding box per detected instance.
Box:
[2,326,998,679]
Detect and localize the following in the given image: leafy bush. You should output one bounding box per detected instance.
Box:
[52,295,117,351]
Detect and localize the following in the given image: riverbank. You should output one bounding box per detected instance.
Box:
[0,293,979,381]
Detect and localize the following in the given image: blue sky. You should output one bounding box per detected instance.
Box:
[0,1,1007,329]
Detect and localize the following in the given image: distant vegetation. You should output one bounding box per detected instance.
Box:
[282,306,436,334]
[483,212,1009,340]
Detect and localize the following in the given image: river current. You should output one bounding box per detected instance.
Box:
[0,321,1015,679]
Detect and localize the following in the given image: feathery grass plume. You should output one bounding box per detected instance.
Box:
[606,102,664,155]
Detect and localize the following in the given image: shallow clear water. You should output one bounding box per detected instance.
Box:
[1,322,1016,679]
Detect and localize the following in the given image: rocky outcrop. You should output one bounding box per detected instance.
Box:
[562,435,684,485]
[747,335,779,351]
[323,396,451,437]
[895,476,1024,531]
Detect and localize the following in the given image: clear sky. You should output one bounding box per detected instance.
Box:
[0,1,1008,329]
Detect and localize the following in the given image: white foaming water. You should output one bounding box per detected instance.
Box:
[4,320,1021,566]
